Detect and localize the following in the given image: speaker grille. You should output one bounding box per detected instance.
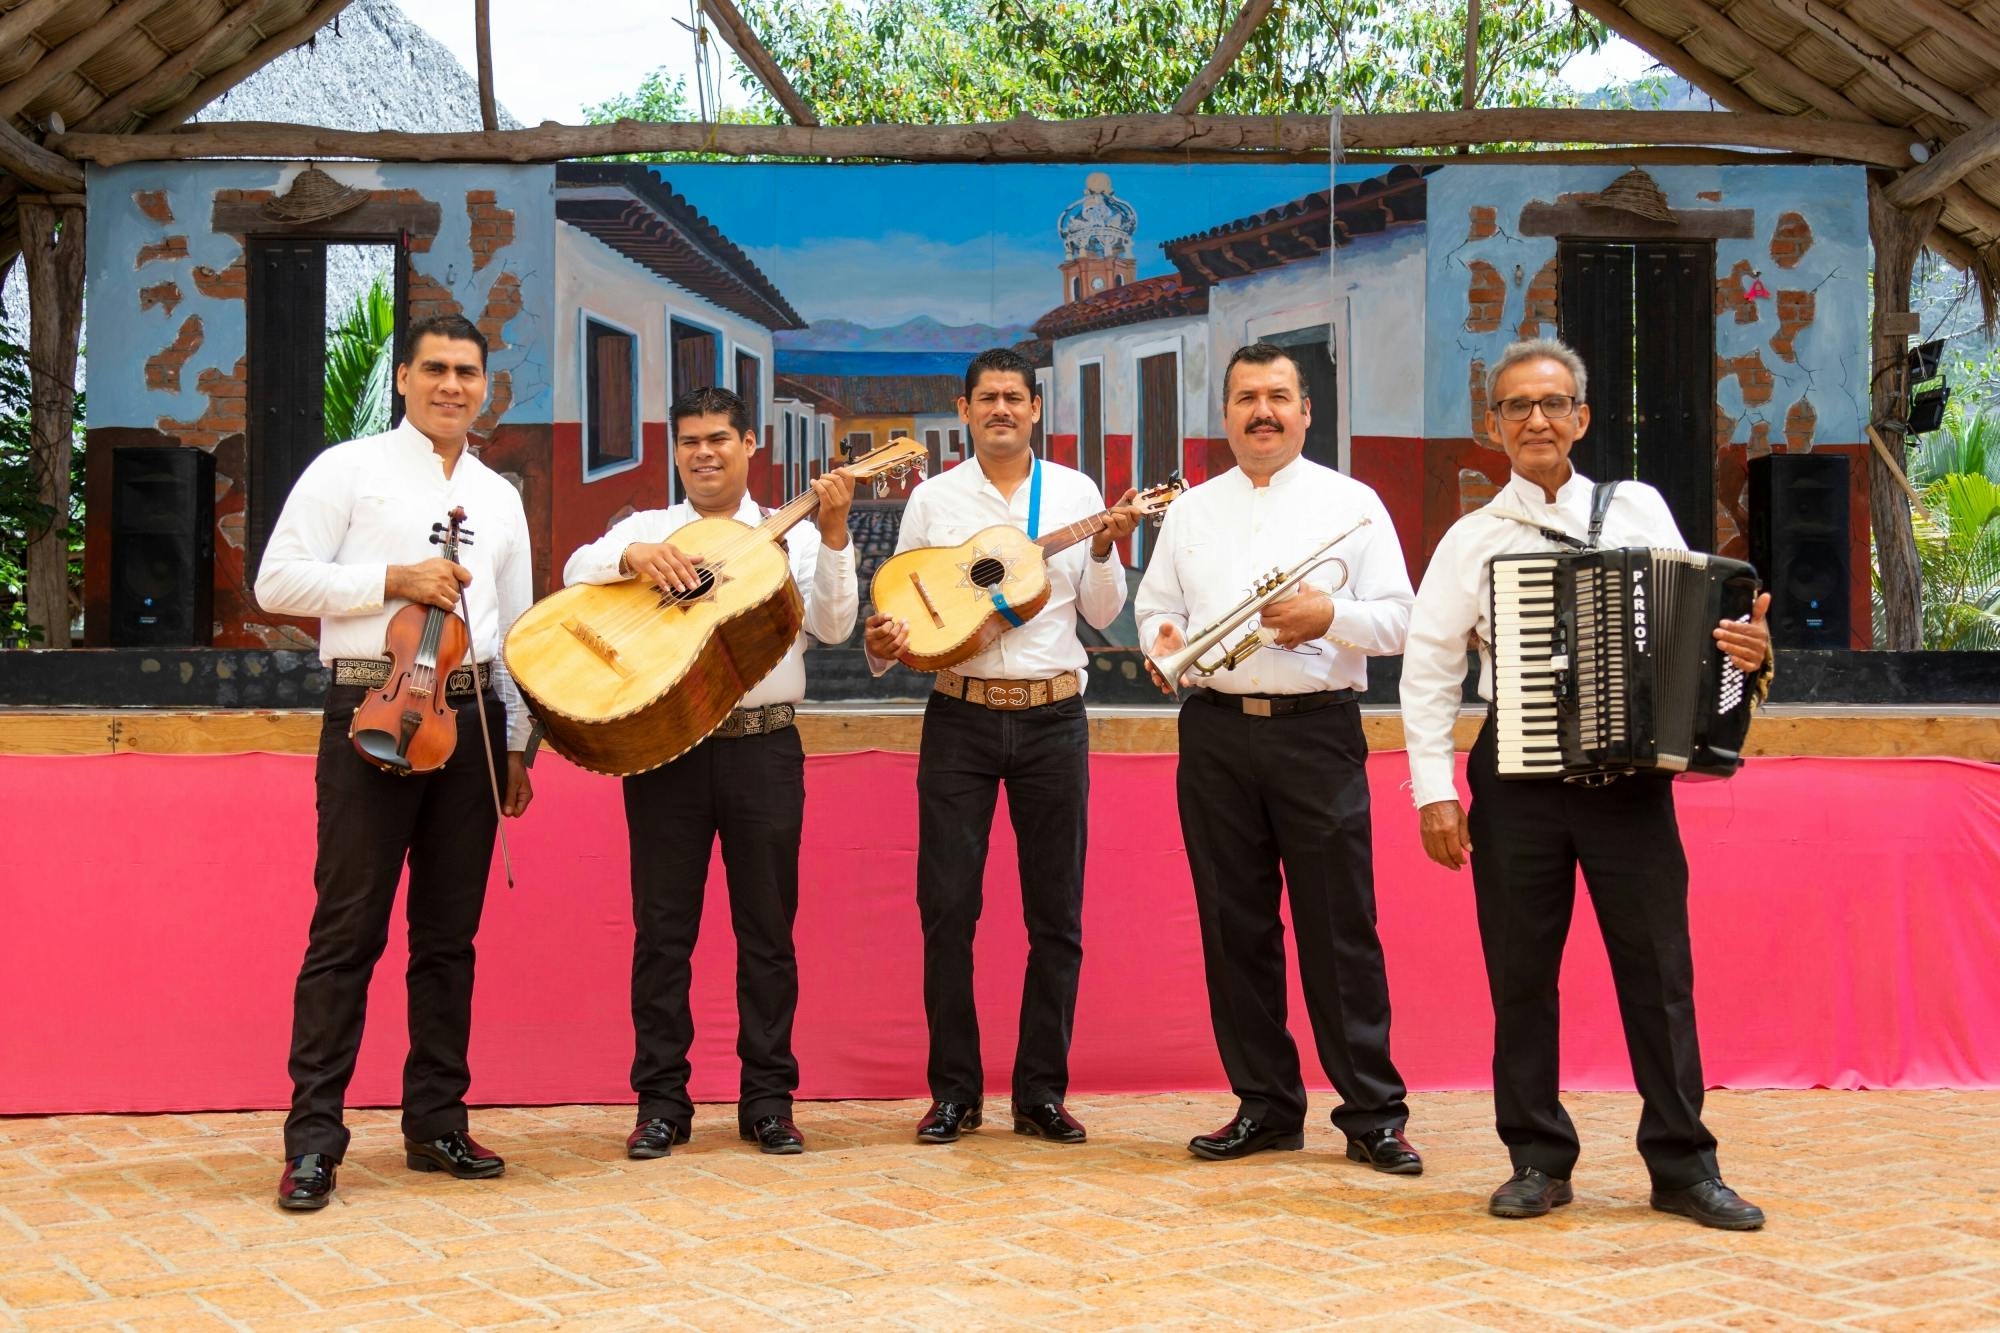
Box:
[110,448,215,647]
[1747,453,1851,650]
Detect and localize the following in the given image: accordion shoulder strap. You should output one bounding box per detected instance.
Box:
[1586,480,1622,548]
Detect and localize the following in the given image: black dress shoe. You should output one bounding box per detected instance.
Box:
[1651,1178,1766,1231]
[1346,1127,1423,1175]
[740,1115,805,1155]
[404,1130,504,1179]
[1012,1102,1086,1143]
[626,1118,690,1160]
[1187,1116,1305,1161]
[277,1153,336,1211]
[916,1100,983,1144]
[1489,1166,1573,1218]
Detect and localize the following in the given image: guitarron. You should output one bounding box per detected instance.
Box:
[505,437,925,776]
[871,475,1182,671]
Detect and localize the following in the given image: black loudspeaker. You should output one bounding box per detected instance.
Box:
[110,447,215,647]
[1747,452,1850,650]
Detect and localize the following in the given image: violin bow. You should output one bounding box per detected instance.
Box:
[454,544,516,890]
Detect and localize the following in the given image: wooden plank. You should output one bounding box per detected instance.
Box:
[0,713,117,755]
[74,0,283,134]
[696,0,818,127]
[1898,0,2000,74]
[139,0,353,132]
[0,0,70,59]
[1759,0,1986,127]
[113,710,321,754]
[0,116,83,192]
[1172,0,1276,115]
[3,708,1994,759]
[1890,116,2000,206]
[1642,0,1878,122]
[47,108,1926,166]
[0,0,180,123]
[1567,0,1763,112]
[473,0,497,133]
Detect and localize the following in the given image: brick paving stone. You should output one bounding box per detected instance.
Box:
[0,1093,1998,1328]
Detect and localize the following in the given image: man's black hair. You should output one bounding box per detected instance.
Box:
[671,385,755,438]
[963,347,1039,401]
[1222,341,1307,399]
[398,314,488,370]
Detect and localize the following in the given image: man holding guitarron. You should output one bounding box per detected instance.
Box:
[564,385,858,1158]
[865,347,1144,1147]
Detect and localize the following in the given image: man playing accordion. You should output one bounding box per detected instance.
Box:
[1400,337,1773,1229]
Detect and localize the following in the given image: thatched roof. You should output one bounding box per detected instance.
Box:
[0,0,355,269]
[1572,0,2000,286]
[3,0,2000,291]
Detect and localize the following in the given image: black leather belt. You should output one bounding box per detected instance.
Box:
[331,657,491,698]
[1196,688,1356,717]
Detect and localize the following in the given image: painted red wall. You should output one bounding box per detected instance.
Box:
[1348,436,1426,582]
[549,420,670,589]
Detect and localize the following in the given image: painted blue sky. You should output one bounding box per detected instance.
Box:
[657,163,1392,334]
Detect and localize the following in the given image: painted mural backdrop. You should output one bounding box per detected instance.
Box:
[85,159,1868,701]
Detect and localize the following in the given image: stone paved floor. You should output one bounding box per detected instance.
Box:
[3,1092,1998,1330]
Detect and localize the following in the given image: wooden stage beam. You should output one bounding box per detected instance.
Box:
[2,708,1995,760]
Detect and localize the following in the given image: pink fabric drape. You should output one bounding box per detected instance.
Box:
[4,750,1995,1114]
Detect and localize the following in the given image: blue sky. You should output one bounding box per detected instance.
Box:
[659,162,1391,330]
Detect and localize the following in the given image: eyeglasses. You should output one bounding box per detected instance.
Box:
[1496,395,1579,421]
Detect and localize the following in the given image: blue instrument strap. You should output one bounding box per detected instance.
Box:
[990,458,1041,627]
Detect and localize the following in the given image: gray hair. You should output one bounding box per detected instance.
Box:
[1486,337,1588,405]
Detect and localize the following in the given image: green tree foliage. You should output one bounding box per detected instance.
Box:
[1878,407,2000,649]
[584,0,1608,134]
[0,330,85,647]
[324,275,396,446]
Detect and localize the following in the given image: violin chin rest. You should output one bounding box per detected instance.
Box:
[352,728,413,772]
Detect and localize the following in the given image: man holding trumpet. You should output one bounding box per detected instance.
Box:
[1136,342,1421,1170]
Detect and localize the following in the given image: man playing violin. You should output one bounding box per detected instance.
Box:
[1136,342,1422,1173]
[256,314,535,1211]
[563,385,857,1158]
[864,347,1144,1147]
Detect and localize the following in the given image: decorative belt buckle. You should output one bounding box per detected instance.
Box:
[986,684,1029,709]
[1242,697,1273,718]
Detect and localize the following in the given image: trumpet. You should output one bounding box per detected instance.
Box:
[1149,517,1371,686]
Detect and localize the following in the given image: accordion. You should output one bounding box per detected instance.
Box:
[1489,547,1761,782]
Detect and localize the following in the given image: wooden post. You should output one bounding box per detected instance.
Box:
[1868,181,1946,651]
[474,0,498,133]
[1172,0,1276,116]
[1462,0,1480,111]
[18,197,86,649]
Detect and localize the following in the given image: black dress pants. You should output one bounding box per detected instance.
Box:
[1176,693,1410,1136]
[622,725,805,1131]
[916,691,1089,1106]
[1465,717,1720,1189]
[284,685,504,1161]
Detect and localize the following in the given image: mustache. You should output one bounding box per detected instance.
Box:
[1247,417,1281,433]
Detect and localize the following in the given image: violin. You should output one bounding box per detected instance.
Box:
[350,507,474,774]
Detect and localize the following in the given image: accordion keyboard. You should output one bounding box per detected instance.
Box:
[1490,555,1566,777]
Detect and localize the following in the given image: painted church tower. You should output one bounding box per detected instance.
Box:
[1057,171,1138,304]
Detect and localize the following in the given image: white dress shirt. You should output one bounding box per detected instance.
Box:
[254,418,533,750]
[874,454,1128,687]
[1135,456,1413,695]
[563,493,858,708]
[1399,468,1688,809]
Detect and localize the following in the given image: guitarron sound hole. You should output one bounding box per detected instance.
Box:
[968,557,1007,589]
[658,567,718,607]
